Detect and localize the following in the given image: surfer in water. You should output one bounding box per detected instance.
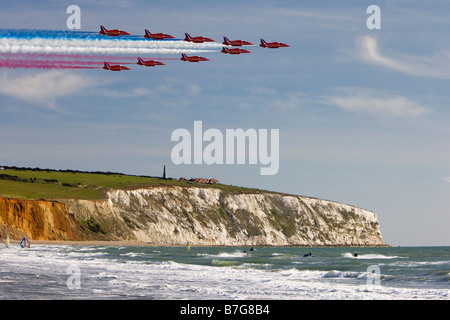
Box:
[5,234,10,248]
[303,252,313,257]
[20,236,30,248]
[353,252,358,257]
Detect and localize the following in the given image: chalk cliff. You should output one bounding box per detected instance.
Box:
[0,186,385,246]
[62,187,385,246]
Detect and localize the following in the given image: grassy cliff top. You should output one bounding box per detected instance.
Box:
[0,166,271,200]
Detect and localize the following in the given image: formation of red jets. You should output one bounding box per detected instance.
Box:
[98,26,289,71]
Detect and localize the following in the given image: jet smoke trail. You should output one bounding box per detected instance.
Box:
[0,59,99,69]
[0,52,179,61]
[0,58,131,66]
[0,29,171,41]
[0,51,180,70]
[0,29,220,70]
[0,37,221,55]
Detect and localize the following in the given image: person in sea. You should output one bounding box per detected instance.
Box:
[20,236,30,248]
[303,252,312,257]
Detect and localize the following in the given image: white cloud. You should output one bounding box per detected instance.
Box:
[265,92,304,110]
[0,70,96,110]
[97,81,202,107]
[325,88,431,118]
[187,84,202,96]
[442,177,450,183]
[98,0,135,8]
[356,36,450,79]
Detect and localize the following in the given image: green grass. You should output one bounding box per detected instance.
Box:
[0,168,277,201]
[0,179,104,200]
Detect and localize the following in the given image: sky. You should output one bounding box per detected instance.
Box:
[0,0,449,246]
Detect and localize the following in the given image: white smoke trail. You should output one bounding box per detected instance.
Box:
[0,37,222,55]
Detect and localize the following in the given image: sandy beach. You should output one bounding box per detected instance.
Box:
[7,239,170,247]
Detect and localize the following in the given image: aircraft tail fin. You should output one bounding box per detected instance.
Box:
[223,36,230,44]
[260,39,267,45]
[145,29,151,36]
[100,25,107,32]
[185,33,191,39]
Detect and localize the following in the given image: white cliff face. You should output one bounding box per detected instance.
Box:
[63,187,385,246]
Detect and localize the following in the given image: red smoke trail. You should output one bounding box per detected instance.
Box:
[0,52,178,69]
[1,58,132,66]
[1,52,179,61]
[0,59,100,69]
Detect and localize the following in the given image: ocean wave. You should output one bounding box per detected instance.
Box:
[427,270,450,282]
[198,251,250,259]
[119,252,148,258]
[323,270,376,280]
[342,252,399,259]
[212,259,240,267]
[270,252,297,260]
[1,245,449,300]
[322,269,396,283]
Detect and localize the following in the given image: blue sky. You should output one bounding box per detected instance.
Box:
[1,0,450,246]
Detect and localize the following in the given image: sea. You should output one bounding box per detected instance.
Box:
[0,245,448,302]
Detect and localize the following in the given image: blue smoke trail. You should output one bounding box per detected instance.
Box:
[0,29,97,40]
[0,29,180,42]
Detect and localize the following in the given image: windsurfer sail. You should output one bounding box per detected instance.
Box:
[5,234,10,248]
[20,236,30,248]
[186,242,191,253]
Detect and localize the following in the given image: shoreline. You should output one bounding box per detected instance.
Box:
[8,240,169,247]
[6,239,390,248]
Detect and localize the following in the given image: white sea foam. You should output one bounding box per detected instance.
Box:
[342,252,399,259]
[198,250,250,258]
[0,245,448,300]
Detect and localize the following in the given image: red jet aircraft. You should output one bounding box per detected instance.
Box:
[221,47,251,54]
[259,39,290,48]
[184,33,214,43]
[222,36,253,46]
[180,53,209,62]
[144,29,175,40]
[99,25,131,36]
[103,62,130,71]
[137,57,165,66]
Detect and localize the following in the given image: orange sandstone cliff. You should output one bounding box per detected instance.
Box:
[0,196,83,241]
